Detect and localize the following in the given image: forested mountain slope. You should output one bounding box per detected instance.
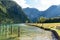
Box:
[0,1,30,24]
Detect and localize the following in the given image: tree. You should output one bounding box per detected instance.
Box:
[25,20,29,23]
[38,16,46,27]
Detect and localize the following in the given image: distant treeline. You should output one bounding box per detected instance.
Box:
[37,17,60,23]
[45,18,60,23]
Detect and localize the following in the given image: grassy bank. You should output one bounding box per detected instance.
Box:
[0,24,20,40]
[27,23,60,36]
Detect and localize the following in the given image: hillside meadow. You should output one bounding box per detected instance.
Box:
[29,23,60,28]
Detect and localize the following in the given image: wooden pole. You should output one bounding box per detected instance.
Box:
[18,26,20,37]
[11,25,13,35]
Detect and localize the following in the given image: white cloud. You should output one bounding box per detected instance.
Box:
[40,0,60,7]
[13,0,30,8]
[29,0,60,11]
[13,0,60,11]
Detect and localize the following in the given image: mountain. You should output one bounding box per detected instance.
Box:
[23,5,60,22]
[23,7,43,22]
[43,5,60,18]
[0,1,30,24]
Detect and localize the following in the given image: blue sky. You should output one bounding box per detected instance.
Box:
[13,0,60,11]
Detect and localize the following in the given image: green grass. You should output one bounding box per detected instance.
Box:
[55,29,60,36]
[0,24,20,40]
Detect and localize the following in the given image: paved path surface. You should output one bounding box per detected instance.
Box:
[20,24,58,40]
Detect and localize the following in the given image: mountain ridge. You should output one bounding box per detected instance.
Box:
[23,5,60,22]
